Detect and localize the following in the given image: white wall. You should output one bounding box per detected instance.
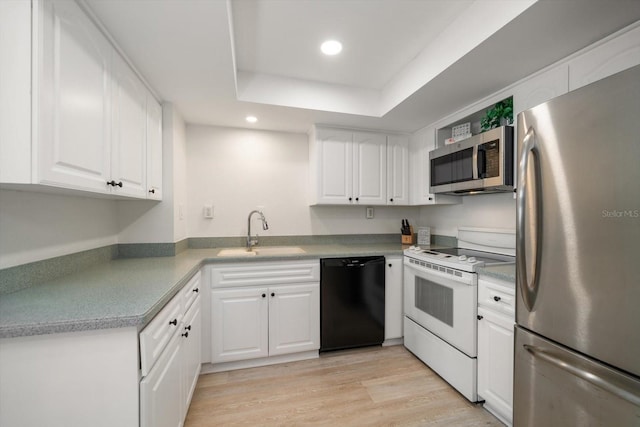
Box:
[117,103,188,244]
[186,125,419,238]
[418,193,516,237]
[0,189,119,268]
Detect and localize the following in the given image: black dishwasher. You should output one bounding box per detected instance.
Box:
[320,256,385,352]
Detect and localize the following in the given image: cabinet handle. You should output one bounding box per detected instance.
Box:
[388,263,392,267]
[107,180,114,186]
[149,189,155,194]
[493,296,502,302]
[182,332,189,338]
[116,181,123,187]
[262,293,266,298]
[185,325,192,331]
[477,315,483,320]
[169,319,178,326]
[192,288,199,293]
[348,197,352,201]
[390,198,393,202]
[428,197,433,201]
[356,197,359,201]
[271,292,275,297]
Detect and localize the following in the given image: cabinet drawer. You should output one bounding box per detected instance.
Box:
[140,295,183,377]
[181,271,201,313]
[211,261,320,288]
[478,277,515,318]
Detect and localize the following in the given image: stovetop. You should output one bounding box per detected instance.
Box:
[404,246,515,273]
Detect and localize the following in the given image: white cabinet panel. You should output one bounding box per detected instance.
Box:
[211,287,269,363]
[569,25,640,91]
[311,128,353,205]
[409,127,460,206]
[269,283,320,356]
[181,296,201,420]
[140,331,182,427]
[384,256,403,341]
[477,307,514,426]
[38,0,112,192]
[139,295,183,377]
[386,135,409,205]
[146,93,163,199]
[111,53,147,198]
[512,65,569,116]
[353,131,387,205]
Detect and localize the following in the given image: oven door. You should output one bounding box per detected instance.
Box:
[404,257,478,357]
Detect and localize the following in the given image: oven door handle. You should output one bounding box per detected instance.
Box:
[516,126,541,312]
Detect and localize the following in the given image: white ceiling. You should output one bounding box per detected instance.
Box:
[85,0,640,134]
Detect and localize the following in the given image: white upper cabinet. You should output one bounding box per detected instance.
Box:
[353,131,387,205]
[111,53,147,198]
[386,135,409,205]
[409,127,460,206]
[0,0,162,200]
[146,93,163,200]
[309,126,406,206]
[37,0,113,192]
[512,65,569,116]
[309,127,353,205]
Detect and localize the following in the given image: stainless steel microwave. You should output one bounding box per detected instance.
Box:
[429,126,514,195]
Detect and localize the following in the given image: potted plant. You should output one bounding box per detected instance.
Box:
[480,97,513,131]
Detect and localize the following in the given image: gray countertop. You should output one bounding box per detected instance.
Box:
[477,263,516,283]
[0,244,404,339]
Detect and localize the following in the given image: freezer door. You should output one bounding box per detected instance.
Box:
[516,64,640,377]
[514,327,640,427]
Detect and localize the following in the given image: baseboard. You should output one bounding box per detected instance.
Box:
[200,350,319,374]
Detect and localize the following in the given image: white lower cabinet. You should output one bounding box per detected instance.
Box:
[209,261,320,368]
[140,271,202,427]
[211,283,319,363]
[384,256,403,342]
[477,276,515,426]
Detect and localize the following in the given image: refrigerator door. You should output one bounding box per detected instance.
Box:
[516,64,640,377]
[514,327,640,426]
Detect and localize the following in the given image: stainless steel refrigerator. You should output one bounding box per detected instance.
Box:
[515,64,640,425]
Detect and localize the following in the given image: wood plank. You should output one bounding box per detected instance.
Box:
[185,345,503,426]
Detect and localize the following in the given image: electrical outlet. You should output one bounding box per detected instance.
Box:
[366,207,374,219]
[203,205,214,219]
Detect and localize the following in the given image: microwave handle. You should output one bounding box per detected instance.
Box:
[472,145,478,180]
[477,146,486,179]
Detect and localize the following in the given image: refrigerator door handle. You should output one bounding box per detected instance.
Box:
[516,126,541,311]
[523,344,640,407]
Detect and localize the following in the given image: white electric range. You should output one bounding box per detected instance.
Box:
[403,227,515,402]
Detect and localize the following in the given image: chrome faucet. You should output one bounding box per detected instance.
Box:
[247,210,269,249]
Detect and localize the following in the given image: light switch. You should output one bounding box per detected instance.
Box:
[203,205,214,219]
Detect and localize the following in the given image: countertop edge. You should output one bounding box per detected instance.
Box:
[1,246,405,339]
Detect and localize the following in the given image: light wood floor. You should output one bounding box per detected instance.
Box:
[184,345,503,426]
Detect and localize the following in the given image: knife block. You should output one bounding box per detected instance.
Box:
[401,227,415,244]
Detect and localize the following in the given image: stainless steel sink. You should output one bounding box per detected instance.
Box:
[217,246,306,257]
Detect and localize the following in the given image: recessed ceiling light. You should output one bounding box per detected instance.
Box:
[245,116,258,123]
[321,40,342,56]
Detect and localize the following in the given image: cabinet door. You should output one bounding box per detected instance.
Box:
[181,296,201,421]
[268,283,320,356]
[312,128,353,204]
[353,132,386,205]
[386,135,409,205]
[211,287,268,363]
[37,0,112,192]
[384,257,403,341]
[140,331,182,427]
[111,53,147,198]
[477,307,514,425]
[409,127,460,206]
[146,93,163,199]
